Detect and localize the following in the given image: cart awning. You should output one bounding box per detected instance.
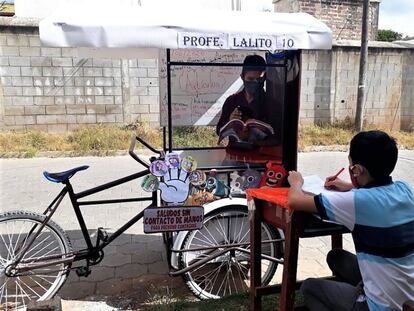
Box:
[39,5,332,51]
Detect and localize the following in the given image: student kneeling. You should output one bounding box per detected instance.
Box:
[287,130,414,311]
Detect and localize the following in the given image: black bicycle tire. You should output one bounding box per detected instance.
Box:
[179,205,282,300]
[0,210,73,305]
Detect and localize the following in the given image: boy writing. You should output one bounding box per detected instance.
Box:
[287,130,414,310]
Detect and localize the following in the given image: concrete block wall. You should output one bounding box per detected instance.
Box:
[273,0,380,41]
[299,44,414,131]
[0,24,160,132]
[1,19,413,132]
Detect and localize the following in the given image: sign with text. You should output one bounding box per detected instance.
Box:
[179,33,228,49]
[229,34,276,50]
[143,206,204,233]
[178,32,296,51]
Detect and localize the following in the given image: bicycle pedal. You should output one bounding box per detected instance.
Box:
[76,266,91,277]
[97,227,109,242]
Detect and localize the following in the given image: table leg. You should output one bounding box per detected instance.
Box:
[331,234,343,249]
[250,199,262,311]
[280,219,299,311]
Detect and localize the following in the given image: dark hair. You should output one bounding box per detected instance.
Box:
[242,55,266,76]
[349,130,398,179]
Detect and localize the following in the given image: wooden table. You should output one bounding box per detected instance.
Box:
[249,197,350,311]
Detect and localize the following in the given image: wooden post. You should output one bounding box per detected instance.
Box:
[403,301,414,311]
[249,199,262,311]
[279,213,300,311]
[355,0,370,131]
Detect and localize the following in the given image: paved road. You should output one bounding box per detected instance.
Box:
[1,150,413,303]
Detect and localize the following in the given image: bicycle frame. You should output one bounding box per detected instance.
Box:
[9,167,155,275]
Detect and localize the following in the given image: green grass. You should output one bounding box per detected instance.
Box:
[0,121,412,157]
[142,292,304,311]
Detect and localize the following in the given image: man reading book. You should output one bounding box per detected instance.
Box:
[216,55,276,148]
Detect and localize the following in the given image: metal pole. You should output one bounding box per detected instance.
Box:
[355,0,369,131]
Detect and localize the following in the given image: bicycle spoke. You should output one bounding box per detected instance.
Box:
[18,276,42,299]
[28,275,49,291]
[15,279,29,309]
[23,235,51,259]
[10,220,26,258]
[28,274,55,284]
[0,224,14,261]
[1,213,71,306]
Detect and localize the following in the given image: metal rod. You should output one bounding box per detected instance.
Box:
[66,182,94,250]
[100,209,147,247]
[14,256,75,274]
[235,247,284,264]
[75,170,150,199]
[171,239,284,253]
[172,146,225,151]
[166,49,173,152]
[169,61,286,68]
[13,188,68,265]
[78,197,153,206]
[163,126,167,152]
[169,246,240,276]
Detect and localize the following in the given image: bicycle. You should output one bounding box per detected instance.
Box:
[0,136,284,309]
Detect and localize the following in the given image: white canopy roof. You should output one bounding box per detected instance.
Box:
[39,4,332,51]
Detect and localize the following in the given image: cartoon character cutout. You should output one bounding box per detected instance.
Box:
[181,156,197,173]
[241,169,262,190]
[230,171,244,195]
[145,156,198,205]
[165,152,180,169]
[259,162,286,188]
[189,170,206,186]
[150,160,168,177]
[141,175,159,192]
[187,192,217,206]
[205,170,228,197]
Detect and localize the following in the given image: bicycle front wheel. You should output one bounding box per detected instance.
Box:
[0,211,72,310]
[179,205,282,299]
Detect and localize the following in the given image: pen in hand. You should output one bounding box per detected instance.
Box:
[328,167,345,182]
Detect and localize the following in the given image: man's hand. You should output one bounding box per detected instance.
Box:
[324,177,354,192]
[229,107,242,120]
[287,171,304,188]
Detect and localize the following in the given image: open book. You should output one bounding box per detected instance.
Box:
[218,118,274,149]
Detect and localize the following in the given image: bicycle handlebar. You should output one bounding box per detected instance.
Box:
[128,136,165,168]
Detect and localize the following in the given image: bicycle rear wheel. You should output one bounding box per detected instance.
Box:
[179,205,282,299]
[0,211,72,310]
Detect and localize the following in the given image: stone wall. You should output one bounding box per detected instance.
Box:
[1,18,413,132]
[300,43,414,130]
[273,0,380,41]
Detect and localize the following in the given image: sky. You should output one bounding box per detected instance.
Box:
[379,0,414,37]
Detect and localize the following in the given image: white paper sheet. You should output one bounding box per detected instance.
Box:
[302,175,327,195]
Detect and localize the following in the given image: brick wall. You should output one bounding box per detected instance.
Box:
[273,0,380,41]
[300,43,414,131]
[0,21,160,132]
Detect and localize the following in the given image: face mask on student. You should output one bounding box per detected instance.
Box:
[244,80,262,96]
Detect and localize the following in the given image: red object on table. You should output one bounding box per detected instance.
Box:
[246,187,290,210]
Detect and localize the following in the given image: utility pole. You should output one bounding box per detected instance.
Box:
[355,0,369,131]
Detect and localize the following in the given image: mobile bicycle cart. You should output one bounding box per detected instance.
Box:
[0,5,333,309]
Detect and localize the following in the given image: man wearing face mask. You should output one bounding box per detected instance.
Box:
[216,55,269,140]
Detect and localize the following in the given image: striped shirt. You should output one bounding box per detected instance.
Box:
[314,179,414,311]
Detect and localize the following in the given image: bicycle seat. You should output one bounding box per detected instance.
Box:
[43,165,89,183]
